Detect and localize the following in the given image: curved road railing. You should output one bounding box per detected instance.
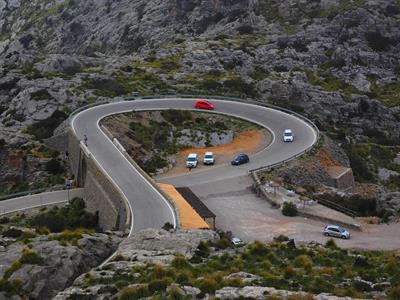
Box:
[123,94,320,173]
[69,95,319,234]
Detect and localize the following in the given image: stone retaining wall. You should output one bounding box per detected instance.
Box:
[68,128,130,233]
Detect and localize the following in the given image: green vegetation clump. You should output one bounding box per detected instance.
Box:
[4,249,44,279]
[50,228,93,246]
[30,89,52,101]
[282,202,298,217]
[82,237,399,299]
[29,197,98,232]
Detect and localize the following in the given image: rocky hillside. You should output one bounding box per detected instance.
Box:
[54,229,400,300]
[0,1,399,187]
[0,199,122,299]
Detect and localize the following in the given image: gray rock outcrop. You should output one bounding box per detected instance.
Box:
[0,232,122,300]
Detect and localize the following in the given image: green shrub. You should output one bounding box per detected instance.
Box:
[282,202,298,217]
[248,240,269,256]
[389,285,400,300]
[171,255,191,270]
[325,239,338,249]
[19,249,44,265]
[197,277,218,294]
[148,278,171,293]
[31,89,52,101]
[176,270,192,285]
[196,241,210,258]
[168,286,184,299]
[161,110,192,124]
[29,197,98,232]
[118,285,149,300]
[4,261,22,279]
[51,228,93,246]
[0,278,22,296]
[294,255,314,272]
[45,159,65,175]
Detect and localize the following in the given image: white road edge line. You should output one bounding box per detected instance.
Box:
[96,116,177,230]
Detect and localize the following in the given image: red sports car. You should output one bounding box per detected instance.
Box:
[194,99,215,110]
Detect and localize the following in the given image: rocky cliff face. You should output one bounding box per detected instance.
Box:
[0,1,399,187]
[0,231,122,299]
[0,0,399,143]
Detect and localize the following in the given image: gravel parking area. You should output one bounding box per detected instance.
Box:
[190,175,400,250]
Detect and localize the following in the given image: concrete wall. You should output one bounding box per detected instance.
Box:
[84,158,129,232]
[335,168,355,190]
[68,128,130,233]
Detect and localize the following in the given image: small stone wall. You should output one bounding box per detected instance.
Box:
[327,166,355,190]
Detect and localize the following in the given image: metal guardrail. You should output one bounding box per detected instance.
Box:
[316,198,359,218]
[122,93,320,174]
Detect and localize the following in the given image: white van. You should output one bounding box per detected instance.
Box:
[186,153,198,168]
[203,152,215,165]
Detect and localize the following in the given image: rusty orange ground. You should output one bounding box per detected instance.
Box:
[158,129,271,178]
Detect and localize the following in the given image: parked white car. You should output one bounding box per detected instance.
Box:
[186,153,198,168]
[231,237,244,246]
[203,152,215,165]
[283,129,294,142]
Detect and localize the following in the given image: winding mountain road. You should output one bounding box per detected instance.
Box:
[70,98,318,234]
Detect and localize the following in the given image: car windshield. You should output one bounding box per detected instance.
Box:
[188,157,196,161]
[205,154,213,158]
[338,227,345,232]
[284,132,292,136]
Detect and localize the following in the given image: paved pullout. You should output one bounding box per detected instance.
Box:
[71,98,317,233]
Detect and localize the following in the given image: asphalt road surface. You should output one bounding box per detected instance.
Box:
[71,98,317,234]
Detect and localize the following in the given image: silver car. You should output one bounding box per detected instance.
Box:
[323,225,350,239]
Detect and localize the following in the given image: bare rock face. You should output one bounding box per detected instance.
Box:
[0,233,122,300]
[54,229,219,299]
[379,192,400,214]
[118,228,219,264]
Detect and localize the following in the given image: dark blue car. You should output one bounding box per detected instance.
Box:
[231,153,249,165]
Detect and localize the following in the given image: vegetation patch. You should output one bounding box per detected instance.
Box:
[85,237,400,299]
[102,110,261,174]
[29,197,98,233]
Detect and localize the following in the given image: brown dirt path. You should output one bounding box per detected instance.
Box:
[158,129,272,178]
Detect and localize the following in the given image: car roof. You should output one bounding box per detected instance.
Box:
[284,129,292,133]
[205,151,213,155]
[197,99,208,102]
[188,153,197,157]
[326,224,344,230]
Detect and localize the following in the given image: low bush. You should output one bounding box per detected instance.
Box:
[0,278,22,296]
[51,228,93,246]
[19,249,44,265]
[148,277,171,293]
[30,89,52,101]
[29,197,98,232]
[45,159,65,175]
[282,202,298,217]
[171,255,191,270]
[118,285,149,300]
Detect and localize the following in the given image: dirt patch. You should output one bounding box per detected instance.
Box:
[158,129,271,178]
